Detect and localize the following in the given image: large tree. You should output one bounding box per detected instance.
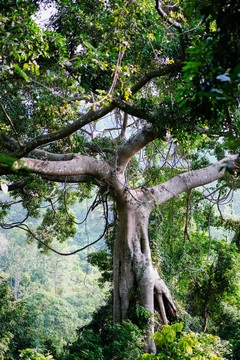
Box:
[0,0,239,353]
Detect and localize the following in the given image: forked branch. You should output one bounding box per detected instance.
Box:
[155,0,183,33]
[148,154,239,206]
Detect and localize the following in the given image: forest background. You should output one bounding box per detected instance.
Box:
[0,0,240,359]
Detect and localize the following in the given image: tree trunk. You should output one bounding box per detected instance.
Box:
[202,308,208,333]
[13,272,20,300]
[113,198,176,353]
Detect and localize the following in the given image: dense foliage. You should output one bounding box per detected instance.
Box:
[142,322,231,359]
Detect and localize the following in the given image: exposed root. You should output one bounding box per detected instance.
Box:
[154,270,177,324]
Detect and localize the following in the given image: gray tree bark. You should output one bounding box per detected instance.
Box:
[113,198,175,352]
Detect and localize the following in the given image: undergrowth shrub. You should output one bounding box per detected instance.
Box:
[142,322,231,360]
[64,321,143,360]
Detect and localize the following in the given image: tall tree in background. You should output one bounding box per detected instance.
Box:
[0,0,239,352]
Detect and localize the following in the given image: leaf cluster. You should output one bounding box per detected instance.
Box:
[177,0,240,133]
[143,322,230,359]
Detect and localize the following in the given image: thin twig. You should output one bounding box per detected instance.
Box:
[0,202,108,256]
[0,104,21,146]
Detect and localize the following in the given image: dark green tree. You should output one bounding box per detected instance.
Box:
[0,280,40,359]
[188,241,239,334]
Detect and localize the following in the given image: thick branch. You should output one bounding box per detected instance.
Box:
[112,98,156,122]
[148,154,239,205]
[111,98,175,133]
[1,134,80,161]
[31,149,77,161]
[12,155,112,184]
[194,125,233,138]
[8,178,29,191]
[155,1,186,59]
[130,62,182,95]
[10,104,115,158]
[120,112,128,140]
[1,133,19,152]
[155,0,183,33]
[3,63,181,159]
[115,125,159,169]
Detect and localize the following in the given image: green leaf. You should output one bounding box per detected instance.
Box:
[178,337,193,355]
[171,322,184,332]
[154,332,164,346]
[142,354,155,360]
[14,63,29,81]
[162,325,176,343]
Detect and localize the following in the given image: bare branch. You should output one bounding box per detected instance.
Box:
[63,188,105,225]
[112,98,155,121]
[3,60,181,160]
[12,155,112,184]
[1,134,79,161]
[1,218,108,256]
[9,104,115,158]
[120,112,128,140]
[155,0,186,58]
[115,125,159,169]
[147,154,239,206]
[1,196,109,256]
[30,79,83,103]
[8,178,29,191]
[155,0,183,33]
[130,62,182,95]
[194,125,232,138]
[0,104,21,146]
